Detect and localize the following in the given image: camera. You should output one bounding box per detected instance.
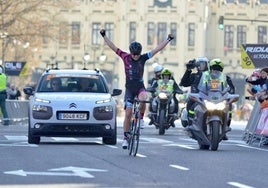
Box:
[186,59,196,69]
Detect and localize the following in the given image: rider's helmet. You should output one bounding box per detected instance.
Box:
[161,68,173,79]
[195,57,209,71]
[209,58,224,72]
[154,64,164,73]
[0,66,3,74]
[129,41,142,55]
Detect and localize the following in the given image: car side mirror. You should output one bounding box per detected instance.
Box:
[112,89,122,96]
[23,86,34,95]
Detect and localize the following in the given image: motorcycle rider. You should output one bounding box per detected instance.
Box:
[179,57,209,127]
[190,58,235,140]
[148,64,164,86]
[148,64,164,125]
[151,68,183,127]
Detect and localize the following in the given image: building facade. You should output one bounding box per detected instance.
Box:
[37,0,268,102]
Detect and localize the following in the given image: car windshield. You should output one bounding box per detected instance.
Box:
[37,74,108,93]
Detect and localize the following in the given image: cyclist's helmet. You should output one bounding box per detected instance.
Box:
[161,68,173,79]
[209,58,224,72]
[129,41,142,55]
[0,66,3,74]
[154,64,164,73]
[195,57,209,71]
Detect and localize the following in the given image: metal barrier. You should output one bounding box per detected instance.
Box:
[242,99,268,147]
[1,100,29,125]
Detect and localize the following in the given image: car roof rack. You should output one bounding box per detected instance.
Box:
[46,63,59,72]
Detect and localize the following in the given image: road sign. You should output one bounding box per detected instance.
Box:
[241,44,268,68]
[4,61,26,76]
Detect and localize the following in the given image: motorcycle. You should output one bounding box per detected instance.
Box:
[147,88,182,135]
[186,75,239,151]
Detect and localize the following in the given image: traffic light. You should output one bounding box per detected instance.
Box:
[218,16,224,30]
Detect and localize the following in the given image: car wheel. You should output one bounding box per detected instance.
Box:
[28,119,40,144]
[103,123,117,145]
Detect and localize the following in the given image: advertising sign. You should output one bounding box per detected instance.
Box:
[241,44,268,69]
[4,61,26,76]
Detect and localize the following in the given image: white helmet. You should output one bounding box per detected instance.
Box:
[154,64,164,73]
[195,57,209,71]
[0,66,3,73]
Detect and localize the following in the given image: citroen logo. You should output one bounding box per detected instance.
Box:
[69,103,77,108]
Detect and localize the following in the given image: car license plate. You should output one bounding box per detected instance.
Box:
[59,113,87,120]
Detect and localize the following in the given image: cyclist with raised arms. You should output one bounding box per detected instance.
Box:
[100,29,174,149]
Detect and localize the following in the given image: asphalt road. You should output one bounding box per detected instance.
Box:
[0,118,267,188]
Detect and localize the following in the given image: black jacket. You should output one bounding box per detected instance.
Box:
[180,70,235,94]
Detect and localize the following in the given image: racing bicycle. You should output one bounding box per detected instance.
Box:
[128,97,150,156]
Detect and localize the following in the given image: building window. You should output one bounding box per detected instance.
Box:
[59,22,68,48]
[147,22,155,45]
[224,25,234,50]
[157,22,167,44]
[188,23,195,47]
[71,22,80,45]
[105,22,114,43]
[92,22,101,45]
[258,26,267,44]
[129,22,136,42]
[170,22,177,46]
[237,25,246,48]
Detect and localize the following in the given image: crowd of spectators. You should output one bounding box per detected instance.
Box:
[245,67,268,108]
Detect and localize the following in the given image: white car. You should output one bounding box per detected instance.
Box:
[23,68,122,145]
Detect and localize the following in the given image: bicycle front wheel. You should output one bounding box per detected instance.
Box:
[133,118,141,156]
[128,119,136,156]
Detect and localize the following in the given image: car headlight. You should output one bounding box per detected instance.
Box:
[96,98,111,104]
[204,100,226,110]
[34,98,50,104]
[32,105,49,112]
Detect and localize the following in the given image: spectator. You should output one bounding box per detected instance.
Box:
[0,65,9,125]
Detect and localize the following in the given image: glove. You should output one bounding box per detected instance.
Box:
[100,29,106,37]
[186,59,196,70]
[167,34,174,41]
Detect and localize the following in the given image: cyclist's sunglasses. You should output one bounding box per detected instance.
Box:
[131,53,140,56]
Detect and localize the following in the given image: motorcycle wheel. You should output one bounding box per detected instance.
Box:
[159,109,166,135]
[210,121,220,151]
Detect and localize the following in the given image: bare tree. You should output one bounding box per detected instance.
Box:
[0,0,75,63]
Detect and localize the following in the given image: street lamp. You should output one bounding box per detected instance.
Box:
[0,32,8,65]
[83,52,90,69]
[99,53,107,63]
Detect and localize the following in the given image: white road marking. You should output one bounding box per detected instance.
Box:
[236,144,268,152]
[228,181,255,188]
[163,143,196,149]
[141,137,173,144]
[169,164,189,171]
[51,137,78,141]
[4,166,107,178]
[136,153,147,158]
[4,135,28,141]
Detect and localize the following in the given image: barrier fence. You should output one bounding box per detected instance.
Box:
[242,99,268,147]
[1,100,29,125]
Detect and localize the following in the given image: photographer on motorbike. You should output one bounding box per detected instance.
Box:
[150,68,183,127]
[179,57,209,127]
